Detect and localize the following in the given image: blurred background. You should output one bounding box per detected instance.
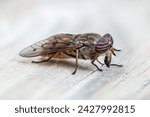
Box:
[0,0,150,99]
[0,0,150,57]
[0,0,150,56]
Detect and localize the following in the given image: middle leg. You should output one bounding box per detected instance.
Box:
[72,50,79,75]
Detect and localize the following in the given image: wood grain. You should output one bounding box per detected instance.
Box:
[0,0,150,99]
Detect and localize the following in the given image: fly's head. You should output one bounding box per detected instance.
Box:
[95,33,121,68]
[95,33,113,54]
[103,33,113,48]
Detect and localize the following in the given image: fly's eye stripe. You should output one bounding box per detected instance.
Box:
[96,43,109,47]
[96,41,110,48]
[105,37,113,45]
[95,47,108,51]
[95,46,109,51]
[95,41,111,52]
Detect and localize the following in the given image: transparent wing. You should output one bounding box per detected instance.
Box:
[19,34,77,57]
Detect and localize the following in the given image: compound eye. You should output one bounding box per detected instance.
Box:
[103,33,113,46]
[104,33,111,37]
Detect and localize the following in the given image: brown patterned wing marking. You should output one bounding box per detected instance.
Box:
[19,34,77,58]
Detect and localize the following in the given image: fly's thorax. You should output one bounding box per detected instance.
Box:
[95,33,113,54]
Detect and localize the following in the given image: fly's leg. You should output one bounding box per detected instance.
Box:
[113,48,121,51]
[97,59,105,67]
[91,60,103,71]
[72,50,79,75]
[97,59,123,67]
[32,57,52,63]
[109,64,123,67]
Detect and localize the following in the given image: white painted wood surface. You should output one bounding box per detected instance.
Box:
[0,0,150,99]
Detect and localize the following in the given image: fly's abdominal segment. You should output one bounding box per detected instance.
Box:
[19,33,123,74]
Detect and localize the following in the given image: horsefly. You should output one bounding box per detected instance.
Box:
[19,33,123,74]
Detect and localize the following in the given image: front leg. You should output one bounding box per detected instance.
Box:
[91,60,103,71]
[109,64,123,67]
[97,59,123,67]
[97,59,105,66]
